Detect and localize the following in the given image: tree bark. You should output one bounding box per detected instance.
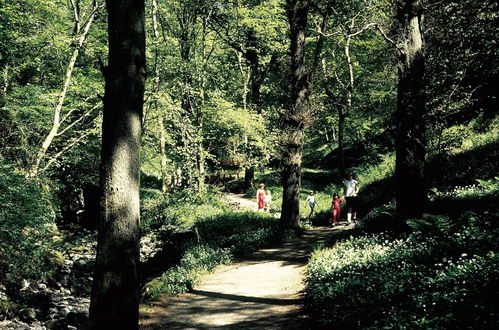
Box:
[395,0,426,219]
[89,0,146,328]
[280,0,310,229]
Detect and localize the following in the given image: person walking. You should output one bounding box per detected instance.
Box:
[343,173,359,225]
[306,191,319,218]
[256,183,266,212]
[263,189,272,212]
[331,193,343,226]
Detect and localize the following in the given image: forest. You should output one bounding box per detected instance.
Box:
[0,0,498,329]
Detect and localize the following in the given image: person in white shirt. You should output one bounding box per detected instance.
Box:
[343,173,359,224]
[263,189,272,212]
[306,191,319,218]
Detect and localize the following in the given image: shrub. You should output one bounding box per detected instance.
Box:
[140,187,230,233]
[196,211,279,255]
[0,161,59,290]
[305,210,499,328]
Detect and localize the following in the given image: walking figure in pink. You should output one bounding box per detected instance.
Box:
[256,183,266,212]
[332,193,343,226]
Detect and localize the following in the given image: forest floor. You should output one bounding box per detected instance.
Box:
[139,194,349,329]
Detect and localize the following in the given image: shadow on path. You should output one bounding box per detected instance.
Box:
[140,201,344,329]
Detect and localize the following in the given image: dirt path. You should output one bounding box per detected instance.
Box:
[225,193,281,218]
[224,192,259,211]
[140,195,341,329]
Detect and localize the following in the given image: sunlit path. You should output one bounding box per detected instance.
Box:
[139,226,339,329]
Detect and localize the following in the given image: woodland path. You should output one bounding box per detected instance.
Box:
[139,194,343,329]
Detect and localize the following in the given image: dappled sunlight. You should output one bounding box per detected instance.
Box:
[139,225,340,329]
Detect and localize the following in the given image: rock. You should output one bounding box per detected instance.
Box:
[45,319,67,330]
[66,311,88,327]
[46,308,58,320]
[19,280,30,292]
[37,284,47,291]
[19,308,37,322]
[58,307,70,318]
[73,259,94,273]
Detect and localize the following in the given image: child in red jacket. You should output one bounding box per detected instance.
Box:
[332,193,343,226]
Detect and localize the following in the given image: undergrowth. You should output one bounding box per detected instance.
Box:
[305,177,499,328]
[141,211,279,301]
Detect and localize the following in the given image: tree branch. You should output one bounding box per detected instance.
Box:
[57,103,100,136]
[374,23,404,54]
[41,129,94,173]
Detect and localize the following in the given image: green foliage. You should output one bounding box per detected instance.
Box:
[0,161,59,288]
[305,209,499,328]
[140,187,230,233]
[204,94,276,171]
[197,211,279,255]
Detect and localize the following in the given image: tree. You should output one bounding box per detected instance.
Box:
[279,0,326,228]
[209,0,286,190]
[27,0,104,178]
[394,0,426,219]
[89,0,146,328]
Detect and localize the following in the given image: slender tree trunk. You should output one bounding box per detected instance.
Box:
[152,0,168,193]
[241,49,261,190]
[338,107,346,176]
[27,2,101,178]
[280,0,310,229]
[339,35,354,177]
[196,139,205,192]
[236,51,250,112]
[395,0,426,219]
[1,65,8,104]
[89,0,146,328]
[159,117,168,193]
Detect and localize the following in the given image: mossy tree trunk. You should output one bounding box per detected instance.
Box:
[89,0,146,328]
[280,0,310,229]
[395,0,427,219]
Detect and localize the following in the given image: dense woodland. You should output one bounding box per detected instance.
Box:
[0,0,498,329]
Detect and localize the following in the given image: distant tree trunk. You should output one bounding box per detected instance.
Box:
[280,0,310,229]
[243,42,260,191]
[340,34,355,177]
[236,51,251,111]
[152,0,168,193]
[1,65,8,106]
[395,0,426,219]
[89,0,145,328]
[338,107,346,176]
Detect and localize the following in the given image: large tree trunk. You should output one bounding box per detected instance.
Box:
[280,0,310,229]
[395,0,426,219]
[89,0,145,328]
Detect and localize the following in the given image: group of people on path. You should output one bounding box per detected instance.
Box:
[256,173,360,225]
[331,172,359,226]
[305,173,359,226]
[256,183,272,212]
